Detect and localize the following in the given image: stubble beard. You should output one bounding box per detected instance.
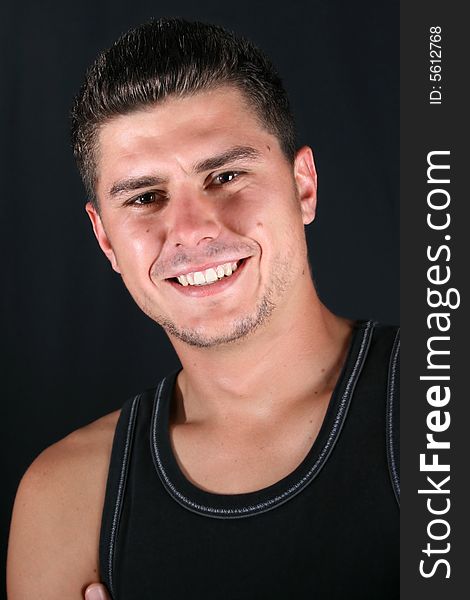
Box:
[143,252,294,349]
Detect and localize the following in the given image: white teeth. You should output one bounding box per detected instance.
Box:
[193,271,205,285]
[205,268,218,283]
[175,261,242,286]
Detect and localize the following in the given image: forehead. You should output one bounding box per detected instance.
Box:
[95,86,280,193]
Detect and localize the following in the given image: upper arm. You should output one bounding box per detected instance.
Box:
[7,415,118,599]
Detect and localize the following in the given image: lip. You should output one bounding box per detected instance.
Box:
[166,257,249,279]
[166,257,249,297]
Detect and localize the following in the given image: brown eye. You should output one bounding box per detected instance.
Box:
[133,192,156,205]
[213,171,240,185]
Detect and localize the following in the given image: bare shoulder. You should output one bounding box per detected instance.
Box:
[7,409,121,600]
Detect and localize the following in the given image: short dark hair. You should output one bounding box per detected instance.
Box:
[70,18,296,205]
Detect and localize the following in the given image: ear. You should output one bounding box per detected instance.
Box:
[85,202,121,273]
[293,146,317,225]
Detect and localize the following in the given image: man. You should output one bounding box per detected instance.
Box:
[7,18,399,599]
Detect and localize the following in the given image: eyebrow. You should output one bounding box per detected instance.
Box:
[193,145,262,173]
[107,145,262,199]
[108,175,168,198]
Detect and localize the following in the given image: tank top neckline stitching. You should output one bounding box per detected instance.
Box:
[149,320,375,519]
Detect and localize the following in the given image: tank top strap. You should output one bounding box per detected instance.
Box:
[386,327,400,505]
[99,392,144,597]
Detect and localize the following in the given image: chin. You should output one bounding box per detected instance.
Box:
[162,320,247,348]
[161,295,277,349]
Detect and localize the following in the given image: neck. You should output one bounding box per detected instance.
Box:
[169,278,354,425]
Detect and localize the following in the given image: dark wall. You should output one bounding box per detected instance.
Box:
[1,0,398,590]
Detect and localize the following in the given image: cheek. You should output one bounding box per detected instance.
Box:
[111,218,164,273]
[223,189,298,256]
[222,188,271,233]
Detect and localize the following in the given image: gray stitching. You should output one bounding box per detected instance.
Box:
[108,394,141,597]
[387,332,400,504]
[151,321,374,518]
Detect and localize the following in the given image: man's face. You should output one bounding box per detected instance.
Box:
[88,86,317,347]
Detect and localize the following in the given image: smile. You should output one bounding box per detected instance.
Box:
[166,258,248,297]
[175,261,239,286]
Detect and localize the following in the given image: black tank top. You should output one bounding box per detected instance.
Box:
[100,320,400,599]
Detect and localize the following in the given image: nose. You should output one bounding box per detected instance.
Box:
[166,187,221,248]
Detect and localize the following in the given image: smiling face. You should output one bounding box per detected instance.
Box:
[87,86,317,348]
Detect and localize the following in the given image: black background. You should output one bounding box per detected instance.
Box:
[1,0,398,593]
